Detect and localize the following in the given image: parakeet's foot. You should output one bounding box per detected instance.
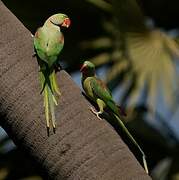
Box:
[32,52,37,57]
[90,107,103,120]
[55,63,63,72]
[31,34,34,38]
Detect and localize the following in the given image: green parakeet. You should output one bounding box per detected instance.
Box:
[81,61,148,174]
[33,13,71,133]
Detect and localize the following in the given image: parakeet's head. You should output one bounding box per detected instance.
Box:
[80,61,95,76]
[48,13,71,28]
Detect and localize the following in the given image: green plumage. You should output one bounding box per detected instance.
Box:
[34,21,64,67]
[81,61,123,118]
[81,61,148,174]
[82,76,120,116]
[33,13,70,132]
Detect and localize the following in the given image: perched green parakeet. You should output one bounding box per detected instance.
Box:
[81,61,148,174]
[33,13,71,132]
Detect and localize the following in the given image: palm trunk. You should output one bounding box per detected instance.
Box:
[0,1,151,179]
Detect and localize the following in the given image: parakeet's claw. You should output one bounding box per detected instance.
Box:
[90,107,103,120]
[97,113,102,120]
[31,34,34,38]
[55,63,63,72]
[32,52,37,57]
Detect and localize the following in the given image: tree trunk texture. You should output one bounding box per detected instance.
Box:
[0,1,151,179]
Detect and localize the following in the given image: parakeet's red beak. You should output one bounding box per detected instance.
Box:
[62,18,71,28]
[80,64,86,72]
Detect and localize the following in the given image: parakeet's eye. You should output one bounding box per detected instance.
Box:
[61,18,71,28]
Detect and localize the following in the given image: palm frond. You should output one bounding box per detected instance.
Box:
[106,58,128,83]
[80,37,112,49]
[163,33,179,57]
[88,53,111,66]
[126,30,177,110]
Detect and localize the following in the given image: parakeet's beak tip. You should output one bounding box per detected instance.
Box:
[80,64,86,72]
[62,18,71,28]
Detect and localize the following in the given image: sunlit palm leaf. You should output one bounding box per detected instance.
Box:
[88,53,111,66]
[163,33,179,57]
[80,37,112,49]
[106,58,128,82]
[106,58,130,90]
[126,70,147,107]
[126,30,178,110]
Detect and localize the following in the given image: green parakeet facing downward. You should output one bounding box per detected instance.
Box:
[80,61,148,174]
[34,13,71,133]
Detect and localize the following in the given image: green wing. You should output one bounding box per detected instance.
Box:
[90,77,120,115]
[34,27,48,62]
[90,77,113,101]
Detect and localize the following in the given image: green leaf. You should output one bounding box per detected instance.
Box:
[125,30,178,110]
[80,37,112,49]
[88,53,111,66]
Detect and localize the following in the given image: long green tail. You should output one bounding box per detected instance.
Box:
[114,114,149,174]
[39,69,59,132]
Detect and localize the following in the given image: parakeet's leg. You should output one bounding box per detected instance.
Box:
[90,99,106,120]
[50,70,61,96]
[90,107,102,120]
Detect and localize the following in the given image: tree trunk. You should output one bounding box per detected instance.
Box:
[0,1,151,179]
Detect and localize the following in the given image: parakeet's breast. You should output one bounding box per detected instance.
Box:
[34,26,64,67]
[82,77,97,101]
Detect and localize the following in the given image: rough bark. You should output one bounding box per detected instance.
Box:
[0,1,151,179]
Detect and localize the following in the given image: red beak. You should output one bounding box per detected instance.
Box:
[62,18,71,28]
[80,64,86,72]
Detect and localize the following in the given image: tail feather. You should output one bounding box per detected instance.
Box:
[114,114,148,174]
[47,85,56,129]
[39,69,58,131]
[44,85,50,128]
[106,100,126,117]
[106,100,120,116]
[50,70,61,96]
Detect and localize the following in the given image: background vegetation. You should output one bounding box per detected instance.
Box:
[1,0,179,179]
